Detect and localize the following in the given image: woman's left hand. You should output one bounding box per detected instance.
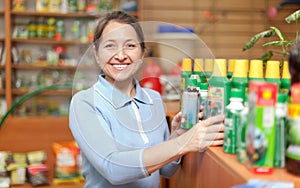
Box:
[169,110,204,139]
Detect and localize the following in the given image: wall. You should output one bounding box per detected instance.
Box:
[141,0,300,61]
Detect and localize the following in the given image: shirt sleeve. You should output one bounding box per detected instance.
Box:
[69,90,149,185]
[159,105,182,179]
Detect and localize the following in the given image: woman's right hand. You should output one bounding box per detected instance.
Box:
[175,114,225,154]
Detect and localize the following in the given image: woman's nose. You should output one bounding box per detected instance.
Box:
[114,48,127,60]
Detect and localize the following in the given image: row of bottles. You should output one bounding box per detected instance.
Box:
[179,57,291,173]
[180,58,291,116]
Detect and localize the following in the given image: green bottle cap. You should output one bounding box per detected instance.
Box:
[186,78,197,87]
[230,89,243,99]
[277,93,287,103]
[199,82,208,90]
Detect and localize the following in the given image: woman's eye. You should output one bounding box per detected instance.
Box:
[105,43,116,49]
[125,43,137,49]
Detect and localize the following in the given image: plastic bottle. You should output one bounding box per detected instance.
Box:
[204,58,214,81]
[274,93,288,168]
[207,58,231,117]
[237,95,248,163]
[232,59,249,102]
[224,89,244,154]
[55,20,64,41]
[227,59,235,80]
[281,60,291,94]
[248,59,264,82]
[180,58,193,91]
[194,58,206,83]
[181,78,200,129]
[265,60,281,91]
[199,82,208,120]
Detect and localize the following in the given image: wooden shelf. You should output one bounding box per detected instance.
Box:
[12,64,77,70]
[0,89,5,95]
[11,11,97,18]
[169,146,300,188]
[10,182,84,188]
[12,88,73,96]
[12,38,91,45]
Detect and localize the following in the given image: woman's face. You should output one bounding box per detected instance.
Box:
[96,21,143,83]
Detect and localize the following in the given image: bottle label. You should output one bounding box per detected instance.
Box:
[224,109,241,154]
[207,86,224,117]
[180,91,200,129]
[200,95,208,120]
[237,110,247,163]
[274,116,286,167]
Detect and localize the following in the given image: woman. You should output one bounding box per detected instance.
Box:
[69,11,224,187]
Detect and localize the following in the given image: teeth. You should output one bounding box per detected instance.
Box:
[113,64,127,70]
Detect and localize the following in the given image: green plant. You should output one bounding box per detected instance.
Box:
[242,10,300,65]
[0,83,72,129]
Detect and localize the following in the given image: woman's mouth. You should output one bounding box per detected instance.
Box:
[112,64,129,71]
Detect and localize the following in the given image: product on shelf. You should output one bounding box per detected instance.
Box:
[0,150,49,187]
[52,141,83,185]
[12,0,26,11]
[245,81,278,174]
[224,89,244,154]
[180,78,200,129]
[207,59,231,117]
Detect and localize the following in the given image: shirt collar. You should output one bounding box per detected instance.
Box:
[94,75,153,109]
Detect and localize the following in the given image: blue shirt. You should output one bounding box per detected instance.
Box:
[69,75,180,187]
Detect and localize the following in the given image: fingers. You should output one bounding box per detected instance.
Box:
[202,114,225,127]
[206,123,224,133]
[171,112,182,132]
[198,111,204,120]
[172,112,182,123]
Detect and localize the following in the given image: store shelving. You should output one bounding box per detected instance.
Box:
[2,0,142,119]
[11,37,91,45]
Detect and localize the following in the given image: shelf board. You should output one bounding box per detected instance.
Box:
[12,38,91,45]
[11,10,138,18]
[12,88,73,96]
[0,37,4,41]
[12,64,77,70]
[11,10,98,18]
[0,89,5,95]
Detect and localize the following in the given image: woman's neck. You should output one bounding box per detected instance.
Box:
[105,76,136,98]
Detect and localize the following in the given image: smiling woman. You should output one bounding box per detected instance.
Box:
[94,21,144,91]
[69,10,225,188]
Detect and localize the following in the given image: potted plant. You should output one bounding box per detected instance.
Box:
[242,9,300,66]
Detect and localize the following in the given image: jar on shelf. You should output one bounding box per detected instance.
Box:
[47,18,56,39]
[55,20,64,41]
[28,21,37,38]
[36,17,47,38]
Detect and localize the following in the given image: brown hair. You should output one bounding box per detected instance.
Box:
[93,11,145,52]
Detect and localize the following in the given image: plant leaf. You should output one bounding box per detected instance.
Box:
[259,51,273,62]
[270,26,285,41]
[285,10,300,23]
[263,40,286,47]
[242,30,275,51]
[286,39,295,48]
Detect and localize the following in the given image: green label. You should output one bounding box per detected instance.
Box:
[237,112,247,163]
[246,106,276,167]
[224,109,240,154]
[207,86,224,116]
[274,117,286,167]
